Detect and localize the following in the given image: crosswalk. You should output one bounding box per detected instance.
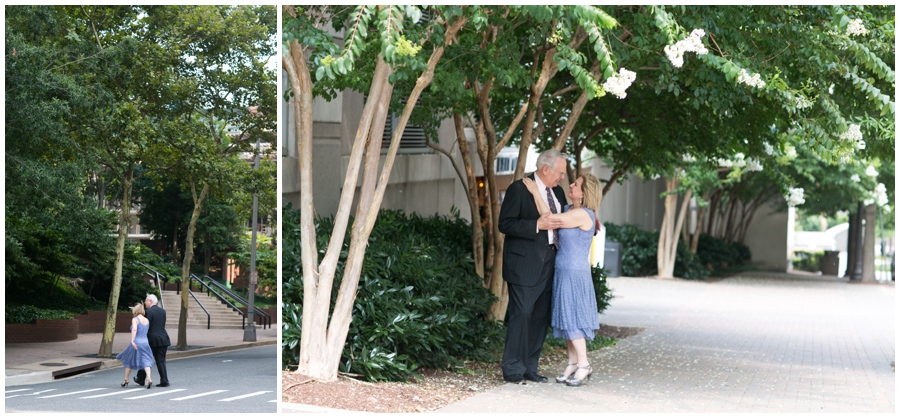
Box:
[5,387,276,403]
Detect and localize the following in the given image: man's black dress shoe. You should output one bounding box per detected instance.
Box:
[156,383,170,387]
[133,377,144,386]
[524,372,548,383]
[502,374,524,383]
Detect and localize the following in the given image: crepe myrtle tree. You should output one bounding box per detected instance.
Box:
[283,5,469,382]
[386,5,630,320]
[525,5,895,279]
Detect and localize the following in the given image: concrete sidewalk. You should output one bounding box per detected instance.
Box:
[438,272,895,413]
[4,326,277,386]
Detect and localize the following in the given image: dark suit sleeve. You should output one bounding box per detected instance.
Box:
[498,180,539,240]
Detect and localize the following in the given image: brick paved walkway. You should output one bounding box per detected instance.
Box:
[438,272,894,413]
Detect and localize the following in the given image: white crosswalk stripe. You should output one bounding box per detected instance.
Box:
[6,389,56,398]
[38,388,106,398]
[123,389,186,399]
[170,390,229,401]
[218,391,271,401]
[81,388,145,398]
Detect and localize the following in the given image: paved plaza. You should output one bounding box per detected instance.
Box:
[439,272,895,413]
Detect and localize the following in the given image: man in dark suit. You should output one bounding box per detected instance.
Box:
[498,149,568,383]
[135,293,171,387]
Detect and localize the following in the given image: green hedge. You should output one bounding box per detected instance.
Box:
[282,206,504,382]
[792,250,823,273]
[5,305,75,324]
[603,223,708,280]
[695,234,753,275]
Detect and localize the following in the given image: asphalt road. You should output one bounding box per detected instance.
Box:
[5,345,277,413]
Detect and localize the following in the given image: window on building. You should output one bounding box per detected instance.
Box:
[381,114,428,151]
[495,155,518,175]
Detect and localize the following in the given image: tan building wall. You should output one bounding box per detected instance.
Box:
[281,72,790,273]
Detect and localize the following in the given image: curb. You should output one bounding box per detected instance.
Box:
[281,402,370,414]
[4,340,276,387]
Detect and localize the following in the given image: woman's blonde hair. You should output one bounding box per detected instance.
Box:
[131,303,145,317]
[580,173,602,211]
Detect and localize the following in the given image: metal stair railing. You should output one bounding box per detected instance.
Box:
[198,275,271,329]
[188,274,248,329]
[174,279,212,330]
[136,261,167,310]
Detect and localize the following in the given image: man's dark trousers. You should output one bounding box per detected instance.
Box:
[501,251,555,377]
[136,304,170,386]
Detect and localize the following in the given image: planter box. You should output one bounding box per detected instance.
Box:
[73,311,133,333]
[6,319,79,343]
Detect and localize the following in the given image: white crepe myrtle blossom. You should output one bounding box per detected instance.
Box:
[737,69,766,88]
[850,174,861,182]
[875,183,889,207]
[682,154,696,163]
[866,165,878,177]
[795,95,813,109]
[846,19,869,36]
[864,198,875,206]
[784,145,797,160]
[602,68,637,99]
[839,124,863,141]
[785,188,805,207]
[717,158,734,168]
[664,29,708,68]
[746,158,763,172]
[764,143,775,156]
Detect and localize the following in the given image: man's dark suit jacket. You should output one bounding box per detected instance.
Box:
[145,305,170,348]
[498,173,567,286]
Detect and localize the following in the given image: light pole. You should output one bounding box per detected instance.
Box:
[243,138,259,342]
[850,201,864,282]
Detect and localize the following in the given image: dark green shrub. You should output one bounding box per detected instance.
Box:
[603,223,658,277]
[282,205,504,382]
[592,265,614,315]
[603,223,708,280]
[5,305,75,324]
[695,233,754,275]
[78,242,161,310]
[792,250,823,272]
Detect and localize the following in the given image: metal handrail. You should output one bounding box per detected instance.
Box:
[175,280,211,330]
[198,275,271,329]
[189,274,247,329]
[136,261,167,309]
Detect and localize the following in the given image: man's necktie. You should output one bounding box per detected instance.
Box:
[546,187,559,248]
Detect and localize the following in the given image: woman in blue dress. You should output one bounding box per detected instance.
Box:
[522,173,602,387]
[116,303,155,389]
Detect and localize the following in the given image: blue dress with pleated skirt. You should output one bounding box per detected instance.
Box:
[551,205,600,340]
[116,318,155,369]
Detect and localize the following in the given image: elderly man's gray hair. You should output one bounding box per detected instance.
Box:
[146,294,158,305]
[535,149,568,170]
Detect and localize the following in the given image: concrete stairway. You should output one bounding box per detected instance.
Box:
[158,290,246,330]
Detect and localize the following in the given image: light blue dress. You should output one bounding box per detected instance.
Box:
[116,318,155,369]
[551,205,600,340]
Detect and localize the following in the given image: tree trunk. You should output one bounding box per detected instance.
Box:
[657,177,691,279]
[861,203,877,282]
[98,170,134,358]
[690,192,709,253]
[453,113,484,278]
[285,15,467,381]
[177,181,208,350]
[844,211,857,278]
[326,19,467,379]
